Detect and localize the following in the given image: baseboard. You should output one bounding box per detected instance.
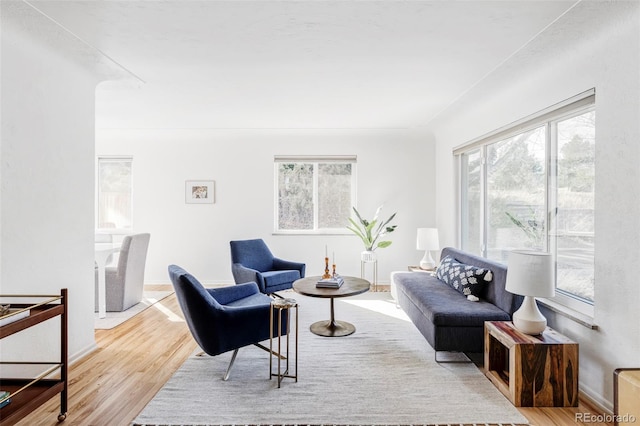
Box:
[144,279,235,286]
[580,383,613,415]
[69,341,98,366]
[144,279,391,286]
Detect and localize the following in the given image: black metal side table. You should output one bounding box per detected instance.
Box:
[269,298,298,388]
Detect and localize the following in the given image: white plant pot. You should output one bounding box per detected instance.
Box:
[361,250,377,263]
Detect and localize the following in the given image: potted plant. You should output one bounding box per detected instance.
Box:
[347,206,398,262]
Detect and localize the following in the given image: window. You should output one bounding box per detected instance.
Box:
[486,126,546,259]
[551,111,595,305]
[457,91,595,314]
[460,149,482,256]
[274,156,356,233]
[97,157,132,230]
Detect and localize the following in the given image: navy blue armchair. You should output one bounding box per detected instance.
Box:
[230,239,306,295]
[168,264,287,380]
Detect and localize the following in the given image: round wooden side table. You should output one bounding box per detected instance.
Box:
[293,276,370,337]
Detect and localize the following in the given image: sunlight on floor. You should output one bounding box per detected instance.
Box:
[341,298,411,322]
[152,301,185,322]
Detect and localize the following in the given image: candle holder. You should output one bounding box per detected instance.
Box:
[332,263,337,277]
[322,257,332,279]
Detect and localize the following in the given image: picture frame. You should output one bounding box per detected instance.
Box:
[185,180,215,204]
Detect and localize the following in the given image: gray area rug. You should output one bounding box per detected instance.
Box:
[94,290,174,329]
[133,291,528,426]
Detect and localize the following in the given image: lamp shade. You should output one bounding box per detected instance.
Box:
[416,228,439,251]
[505,250,555,298]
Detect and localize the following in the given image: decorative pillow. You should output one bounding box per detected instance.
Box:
[435,255,493,301]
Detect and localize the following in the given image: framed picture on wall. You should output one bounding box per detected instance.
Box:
[185,180,215,204]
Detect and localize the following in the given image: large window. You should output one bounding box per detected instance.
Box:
[97,157,133,230]
[457,92,595,314]
[552,112,595,303]
[274,156,356,233]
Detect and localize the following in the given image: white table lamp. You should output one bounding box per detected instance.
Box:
[505,250,555,335]
[416,228,439,270]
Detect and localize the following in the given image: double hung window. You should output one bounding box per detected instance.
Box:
[97,156,133,231]
[274,155,356,233]
[457,92,595,314]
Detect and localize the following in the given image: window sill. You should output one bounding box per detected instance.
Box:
[272,230,352,236]
[95,229,132,235]
[537,298,598,330]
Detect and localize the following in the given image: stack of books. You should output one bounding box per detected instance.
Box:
[0,390,11,409]
[316,275,344,288]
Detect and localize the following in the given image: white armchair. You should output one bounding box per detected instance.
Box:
[95,233,150,312]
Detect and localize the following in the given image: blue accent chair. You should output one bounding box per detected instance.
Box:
[230,239,306,295]
[168,264,287,380]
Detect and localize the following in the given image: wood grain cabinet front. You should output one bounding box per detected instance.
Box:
[484,320,579,407]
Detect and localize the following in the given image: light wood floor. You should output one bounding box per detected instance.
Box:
[17,286,611,426]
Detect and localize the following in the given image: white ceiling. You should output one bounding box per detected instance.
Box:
[28,0,579,130]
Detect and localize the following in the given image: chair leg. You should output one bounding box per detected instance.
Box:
[223,349,239,381]
[222,345,286,381]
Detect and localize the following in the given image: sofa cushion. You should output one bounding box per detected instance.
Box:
[395,272,510,327]
[439,247,522,315]
[436,255,492,300]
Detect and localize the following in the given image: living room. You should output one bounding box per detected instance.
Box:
[2,1,639,425]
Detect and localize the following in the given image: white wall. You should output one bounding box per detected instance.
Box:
[428,1,640,410]
[96,128,436,286]
[0,3,122,363]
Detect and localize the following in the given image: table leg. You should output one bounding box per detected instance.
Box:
[269,304,273,379]
[309,297,356,337]
[329,297,336,327]
[96,260,107,319]
[374,261,378,292]
[361,260,377,291]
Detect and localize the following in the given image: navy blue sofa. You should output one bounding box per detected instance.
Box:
[393,247,522,354]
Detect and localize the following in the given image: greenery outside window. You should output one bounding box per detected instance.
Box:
[97,156,133,231]
[274,155,357,234]
[456,91,595,316]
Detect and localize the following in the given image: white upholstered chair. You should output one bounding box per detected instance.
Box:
[95,233,150,312]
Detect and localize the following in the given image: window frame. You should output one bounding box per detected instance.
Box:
[273,155,357,235]
[96,156,133,233]
[547,106,596,316]
[455,90,595,318]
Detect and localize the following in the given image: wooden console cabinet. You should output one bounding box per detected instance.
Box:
[484,320,578,407]
[0,289,68,425]
[614,368,640,425]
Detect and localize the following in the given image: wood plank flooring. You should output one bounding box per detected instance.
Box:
[15,286,612,426]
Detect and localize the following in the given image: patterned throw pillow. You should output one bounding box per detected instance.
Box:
[435,255,493,301]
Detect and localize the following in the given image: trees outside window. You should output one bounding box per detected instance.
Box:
[97,157,132,230]
[553,111,595,303]
[459,103,595,310]
[275,157,356,233]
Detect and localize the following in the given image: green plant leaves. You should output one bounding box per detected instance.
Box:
[347,206,397,251]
